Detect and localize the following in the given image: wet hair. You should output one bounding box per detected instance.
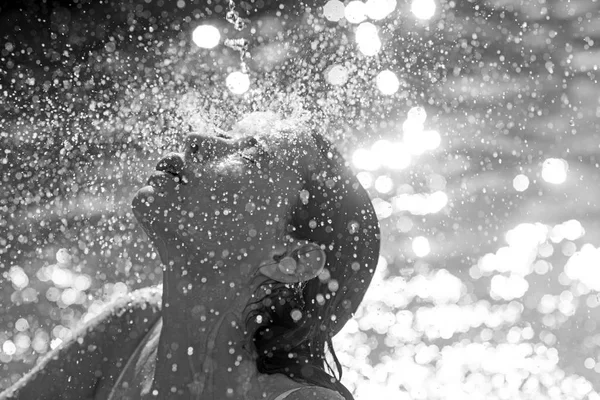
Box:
[246,131,380,399]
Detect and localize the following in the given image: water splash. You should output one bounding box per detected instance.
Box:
[225,1,250,74]
[226,0,247,31]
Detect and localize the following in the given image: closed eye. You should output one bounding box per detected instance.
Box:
[240,152,257,164]
[239,142,261,165]
[216,132,232,139]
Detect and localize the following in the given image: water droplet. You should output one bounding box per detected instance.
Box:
[290,309,302,322]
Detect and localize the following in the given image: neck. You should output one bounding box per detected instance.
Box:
[150,254,266,399]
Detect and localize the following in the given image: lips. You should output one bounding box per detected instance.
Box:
[147,171,169,187]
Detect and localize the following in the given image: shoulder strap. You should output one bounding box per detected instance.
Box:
[107,317,162,400]
[274,386,345,400]
[274,387,303,400]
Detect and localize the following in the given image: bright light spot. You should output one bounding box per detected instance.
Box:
[411,0,436,20]
[429,191,449,212]
[56,248,71,264]
[371,140,411,170]
[74,275,92,291]
[326,64,349,86]
[550,220,585,243]
[355,22,381,56]
[365,0,397,20]
[372,198,393,219]
[51,267,73,288]
[407,106,427,124]
[403,124,439,154]
[50,338,63,350]
[542,158,568,184]
[387,142,411,169]
[402,120,425,155]
[422,130,441,151]
[323,0,345,22]
[560,219,585,241]
[226,71,250,94]
[61,288,78,306]
[192,24,221,49]
[392,191,447,215]
[2,341,16,356]
[375,69,400,95]
[411,269,463,304]
[585,358,596,369]
[15,318,29,332]
[565,244,600,290]
[374,175,394,194]
[8,266,29,290]
[513,174,530,192]
[345,1,368,23]
[356,171,373,189]
[490,274,529,300]
[352,148,381,171]
[412,236,431,257]
[505,223,549,249]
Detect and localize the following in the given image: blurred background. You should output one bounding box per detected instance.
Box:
[1,0,600,398]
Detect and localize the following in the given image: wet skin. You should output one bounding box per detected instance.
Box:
[0,128,338,400]
[129,129,331,399]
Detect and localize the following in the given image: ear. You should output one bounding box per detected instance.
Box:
[259,243,326,283]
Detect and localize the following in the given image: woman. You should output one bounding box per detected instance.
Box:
[1,113,380,400]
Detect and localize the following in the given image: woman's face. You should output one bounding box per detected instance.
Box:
[132,129,319,277]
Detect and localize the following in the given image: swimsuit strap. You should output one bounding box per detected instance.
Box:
[274,388,302,400]
[273,386,345,400]
[106,317,162,400]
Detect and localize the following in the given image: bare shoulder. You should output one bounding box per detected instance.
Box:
[80,285,162,336]
[1,286,162,400]
[283,386,345,400]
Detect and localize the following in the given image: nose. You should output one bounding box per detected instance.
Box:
[156,152,185,176]
[184,133,236,163]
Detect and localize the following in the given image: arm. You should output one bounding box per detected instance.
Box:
[0,287,162,400]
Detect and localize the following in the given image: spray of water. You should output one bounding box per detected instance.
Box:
[225,0,250,74]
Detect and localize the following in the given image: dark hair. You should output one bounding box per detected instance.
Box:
[246,132,380,399]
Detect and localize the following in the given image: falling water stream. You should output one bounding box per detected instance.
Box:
[224,0,250,74]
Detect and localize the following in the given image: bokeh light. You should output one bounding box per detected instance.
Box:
[374,175,394,194]
[392,191,448,215]
[403,128,441,155]
[565,244,600,290]
[225,71,250,94]
[364,0,397,20]
[542,158,568,184]
[8,267,29,291]
[407,106,427,124]
[191,24,221,49]
[345,1,368,24]
[355,22,381,56]
[412,236,431,257]
[376,70,400,95]
[323,0,345,22]
[513,174,530,192]
[353,148,381,171]
[411,0,436,20]
[326,64,350,86]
